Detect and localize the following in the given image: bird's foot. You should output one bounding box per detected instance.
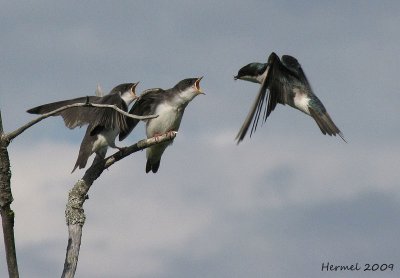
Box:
[152,131,176,142]
[110,145,127,152]
[153,133,162,143]
[166,130,177,139]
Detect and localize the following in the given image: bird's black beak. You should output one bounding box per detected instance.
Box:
[234,75,239,80]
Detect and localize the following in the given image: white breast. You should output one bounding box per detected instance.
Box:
[146,103,182,137]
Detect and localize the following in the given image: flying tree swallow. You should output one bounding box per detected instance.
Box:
[27,83,139,172]
[119,77,204,173]
[234,52,345,143]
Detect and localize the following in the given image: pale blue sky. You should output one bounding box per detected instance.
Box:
[1,1,399,277]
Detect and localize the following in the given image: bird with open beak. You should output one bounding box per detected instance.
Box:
[27,82,139,172]
[119,77,204,173]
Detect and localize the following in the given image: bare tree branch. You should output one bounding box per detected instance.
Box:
[4,102,158,143]
[0,99,158,277]
[0,110,20,278]
[62,132,177,278]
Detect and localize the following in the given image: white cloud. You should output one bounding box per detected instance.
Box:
[6,127,398,277]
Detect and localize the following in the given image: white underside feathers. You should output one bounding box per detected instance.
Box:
[92,129,119,152]
[293,88,310,115]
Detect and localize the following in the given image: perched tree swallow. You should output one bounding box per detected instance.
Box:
[27,83,139,172]
[119,77,204,173]
[234,52,345,143]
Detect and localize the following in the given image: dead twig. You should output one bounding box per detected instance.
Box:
[61,132,177,278]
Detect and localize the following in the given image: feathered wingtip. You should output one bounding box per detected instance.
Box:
[95,84,104,97]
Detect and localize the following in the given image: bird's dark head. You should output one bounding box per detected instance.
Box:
[110,82,139,104]
[174,77,205,102]
[234,63,268,84]
[175,77,204,94]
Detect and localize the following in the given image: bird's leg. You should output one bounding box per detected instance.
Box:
[109,141,127,152]
[115,146,127,152]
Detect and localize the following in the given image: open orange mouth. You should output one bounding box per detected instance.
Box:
[131,82,139,98]
[195,77,203,93]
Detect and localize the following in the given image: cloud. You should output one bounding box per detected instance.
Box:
[3,126,399,277]
[1,1,400,277]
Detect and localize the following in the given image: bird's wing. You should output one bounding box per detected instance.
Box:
[236,63,271,143]
[82,93,129,135]
[27,96,101,128]
[266,54,314,115]
[269,55,310,106]
[119,88,165,141]
[27,96,99,114]
[95,84,104,97]
[281,55,312,88]
[27,94,129,132]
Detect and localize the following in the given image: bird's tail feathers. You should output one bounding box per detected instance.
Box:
[310,108,346,142]
[71,148,91,173]
[146,160,160,173]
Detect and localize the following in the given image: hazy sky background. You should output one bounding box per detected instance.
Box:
[1,1,399,277]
